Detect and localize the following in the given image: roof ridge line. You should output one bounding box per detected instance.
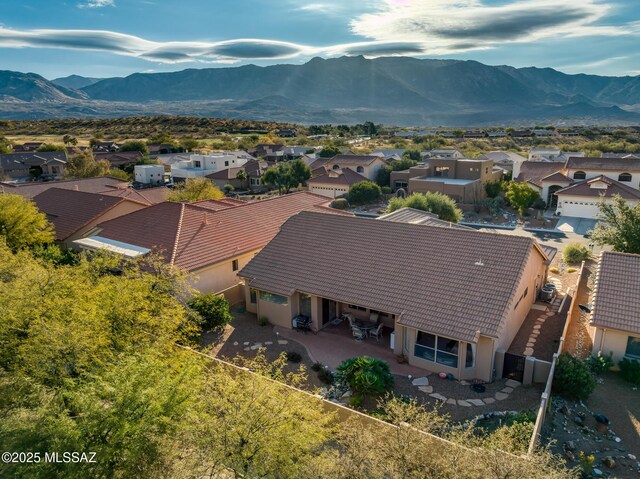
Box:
[170,202,186,266]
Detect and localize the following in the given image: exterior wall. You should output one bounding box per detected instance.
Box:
[323,158,387,182]
[592,328,640,364]
[566,168,640,185]
[556,195,638,219]
[171,153,249,179]
[190,250,258,294]
[134,165,165,185]
[210,178,244,190]
[65,200,148,248]
[256,292,294,329]
[408,178,481,203]
[309,183,348,198]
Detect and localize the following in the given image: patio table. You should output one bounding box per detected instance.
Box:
[355,321,376,335]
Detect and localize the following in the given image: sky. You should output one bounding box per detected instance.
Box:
[1,0,640,79]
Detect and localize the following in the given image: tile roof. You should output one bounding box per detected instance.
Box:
[0,151,67,168]
[515,161,564,187]
[33,188,141,241]
[555,176,640,200]
[206,167,244,180]
[540,172,573,183]
[590,251,640,334]
[308,168,369,186]
[93,192,350,271]
[565,156,640,172]
[327,154,385,166]
[377,207,472,230]
[99,186,170,205]
[95,151,144,166]
[0,176,129,199]
[240,211,547,343]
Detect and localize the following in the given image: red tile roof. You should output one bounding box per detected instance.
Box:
[100,186,170,205]
[33,188,144,241]
[565,156,640,171]
[308,168,369,186]
[93,192,351,271]
[555,175,640,200]
[0,176,129,199]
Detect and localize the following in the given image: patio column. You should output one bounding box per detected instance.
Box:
[310,295,321,331]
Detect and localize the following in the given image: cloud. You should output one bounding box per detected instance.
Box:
[78,0,115,8]
[350,0,640,54]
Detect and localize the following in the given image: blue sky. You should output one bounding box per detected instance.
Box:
[1,0,639,79]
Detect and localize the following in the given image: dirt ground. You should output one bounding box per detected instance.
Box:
[563,260,597,359]
[546,372,640,478]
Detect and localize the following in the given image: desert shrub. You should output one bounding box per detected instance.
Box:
[552,352,595,400]
[619,358,640,385]
[550,267,560,274]
[567,267,577,273]
[330,198,349,210]
[336,356,393,397]
[584,352,614,374]
[484,181,506,198]
[311,362,323,372]
[381,186,392,194]
[387,192,462,223]
[317,369,334,385]
[349,394,364,408]
[286,351,302,363]
[223,183,235,193]
[484,196,504,214]
[187,293,233,330]
[563,243,590,263]
[486,421,534,454]
[257,316,269,326]
[348,181,382,205]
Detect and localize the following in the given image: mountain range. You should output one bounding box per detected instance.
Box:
[1,56,640,126]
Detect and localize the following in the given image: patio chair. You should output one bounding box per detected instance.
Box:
[352,326,366,341]
[369,312,379,324]
[369,323,384,341]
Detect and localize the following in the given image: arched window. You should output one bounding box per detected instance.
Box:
[356,166,364,173]
[332,164,340,170]
[573,171,586,180]
[619,172,632,182]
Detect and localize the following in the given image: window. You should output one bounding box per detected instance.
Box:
[619,172,632,182]
[356,166,364,173]
[225,161,229,167]
[414,331,459,368]
[332,164,340,170]
[300,293,312,318]
[249,288,257,304]
[434,166,450,178]
[347,304,367,311]
[626,336,640,359]
[232,259,239,271]
[194,160,201,168]
[465,343,476,368]
[573,171,586,180]
[395,181,408,189]
[259,291,288,305]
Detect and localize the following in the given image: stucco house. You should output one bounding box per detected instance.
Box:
[33,188,149,249]
[555,176,640,220]
[309,154,388,182]
[589,252,640,364]
[307,168,369,198]
[74,192,350,302]
[239,211,551,382]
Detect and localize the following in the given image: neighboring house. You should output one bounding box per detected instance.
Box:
[239,211,551,382]
[601,153,640,160]
[464,130,486,138]
[391,157,502,203]
[277,128,297,138]
[514,161,566,194]
[565,156,640,186]
[282,146,315,160]
[589,251,640,364]
[244,159,269,191]
[0,152,67,181]
[134,165,170,186]
[533,129,555,137]
[12,142,44,152]
[74,192,350,302]
[248,143,285,159]
[481,151,527,175]
[487,130,507,138]
[100,186,170,205]
[423,148,464,159]
[92,141,120,152]
[0,176,129,199]
[147,143,177,155]
[307,168,369,198]
[529,148,562,161]
[511,130,533,138]
[206,166,246,190]
[95,151,144,168]
[32,188,148,248]
[309,154,388,182]
[371,149,406,160]
[555,176,640,219]
[171,151,253,180]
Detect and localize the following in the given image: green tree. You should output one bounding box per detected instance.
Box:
[348,181,382,205]
[553,353,596,400]
[402,149,421,162]
[387,192,462,223]
[319,144,342,158]
[119,140,149,155]
[591,195,640,254]
[167,178,225,202]
[62,134,77,146]
[484,181,505,198]
[64,149,111,179]
[262,159,311,194]
[0,194,55,250]
[180,138,201,151]
[505,181,541,216]
[188,293,233,330]
[36,143,65,152]
[562,243,590,263]
[235,168,248,189]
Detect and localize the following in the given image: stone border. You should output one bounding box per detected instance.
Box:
[410,376,522,407]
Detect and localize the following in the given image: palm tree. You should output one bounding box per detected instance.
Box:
[235,169,248,189]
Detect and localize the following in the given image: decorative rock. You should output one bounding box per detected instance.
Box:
[593,468,603,477]
[564,440,576,451]
[526,342,534,348]
[243,342,250,346]
[233,341,239,346]
[243,347,250,351]
[457,400,471,407]
[467,399,485,406]
[523,348,534,356]
[429,393,447,401]
[495,392,509,400]
[501,387,514,394]
[446,398,457,405]
[412,377,429,386]
[603,456,616,468]
[250,345,260,350]
[277,340,288,345]
[254,342,262,347]
[459,380,469,386]
[505,379,521,388]
[418,385,433,393]
[533,324,541,329]
[265,341,273,345]
[614,437,621,443]
[565,450,575,462]
[628,454,637,461]
[483,397,496,405]
[341,390,352,399]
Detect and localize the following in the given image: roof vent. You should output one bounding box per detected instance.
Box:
[474,259,484,266]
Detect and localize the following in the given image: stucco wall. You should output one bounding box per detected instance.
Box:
[309,183,349,198]
[256,292,293,329]
[592,328,640,363]
[190,250,258,294]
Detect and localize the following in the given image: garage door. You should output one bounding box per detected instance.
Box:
[558,200,599,219]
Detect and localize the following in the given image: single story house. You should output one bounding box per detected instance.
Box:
[74,192,351,302]
[309,154,388,182]
[0,176,130,199]
[590,252,640,364]
[307,168,369,198]
[555,176,640,219]
[239,211,551,382]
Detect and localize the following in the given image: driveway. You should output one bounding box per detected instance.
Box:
[556,216,598,236]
